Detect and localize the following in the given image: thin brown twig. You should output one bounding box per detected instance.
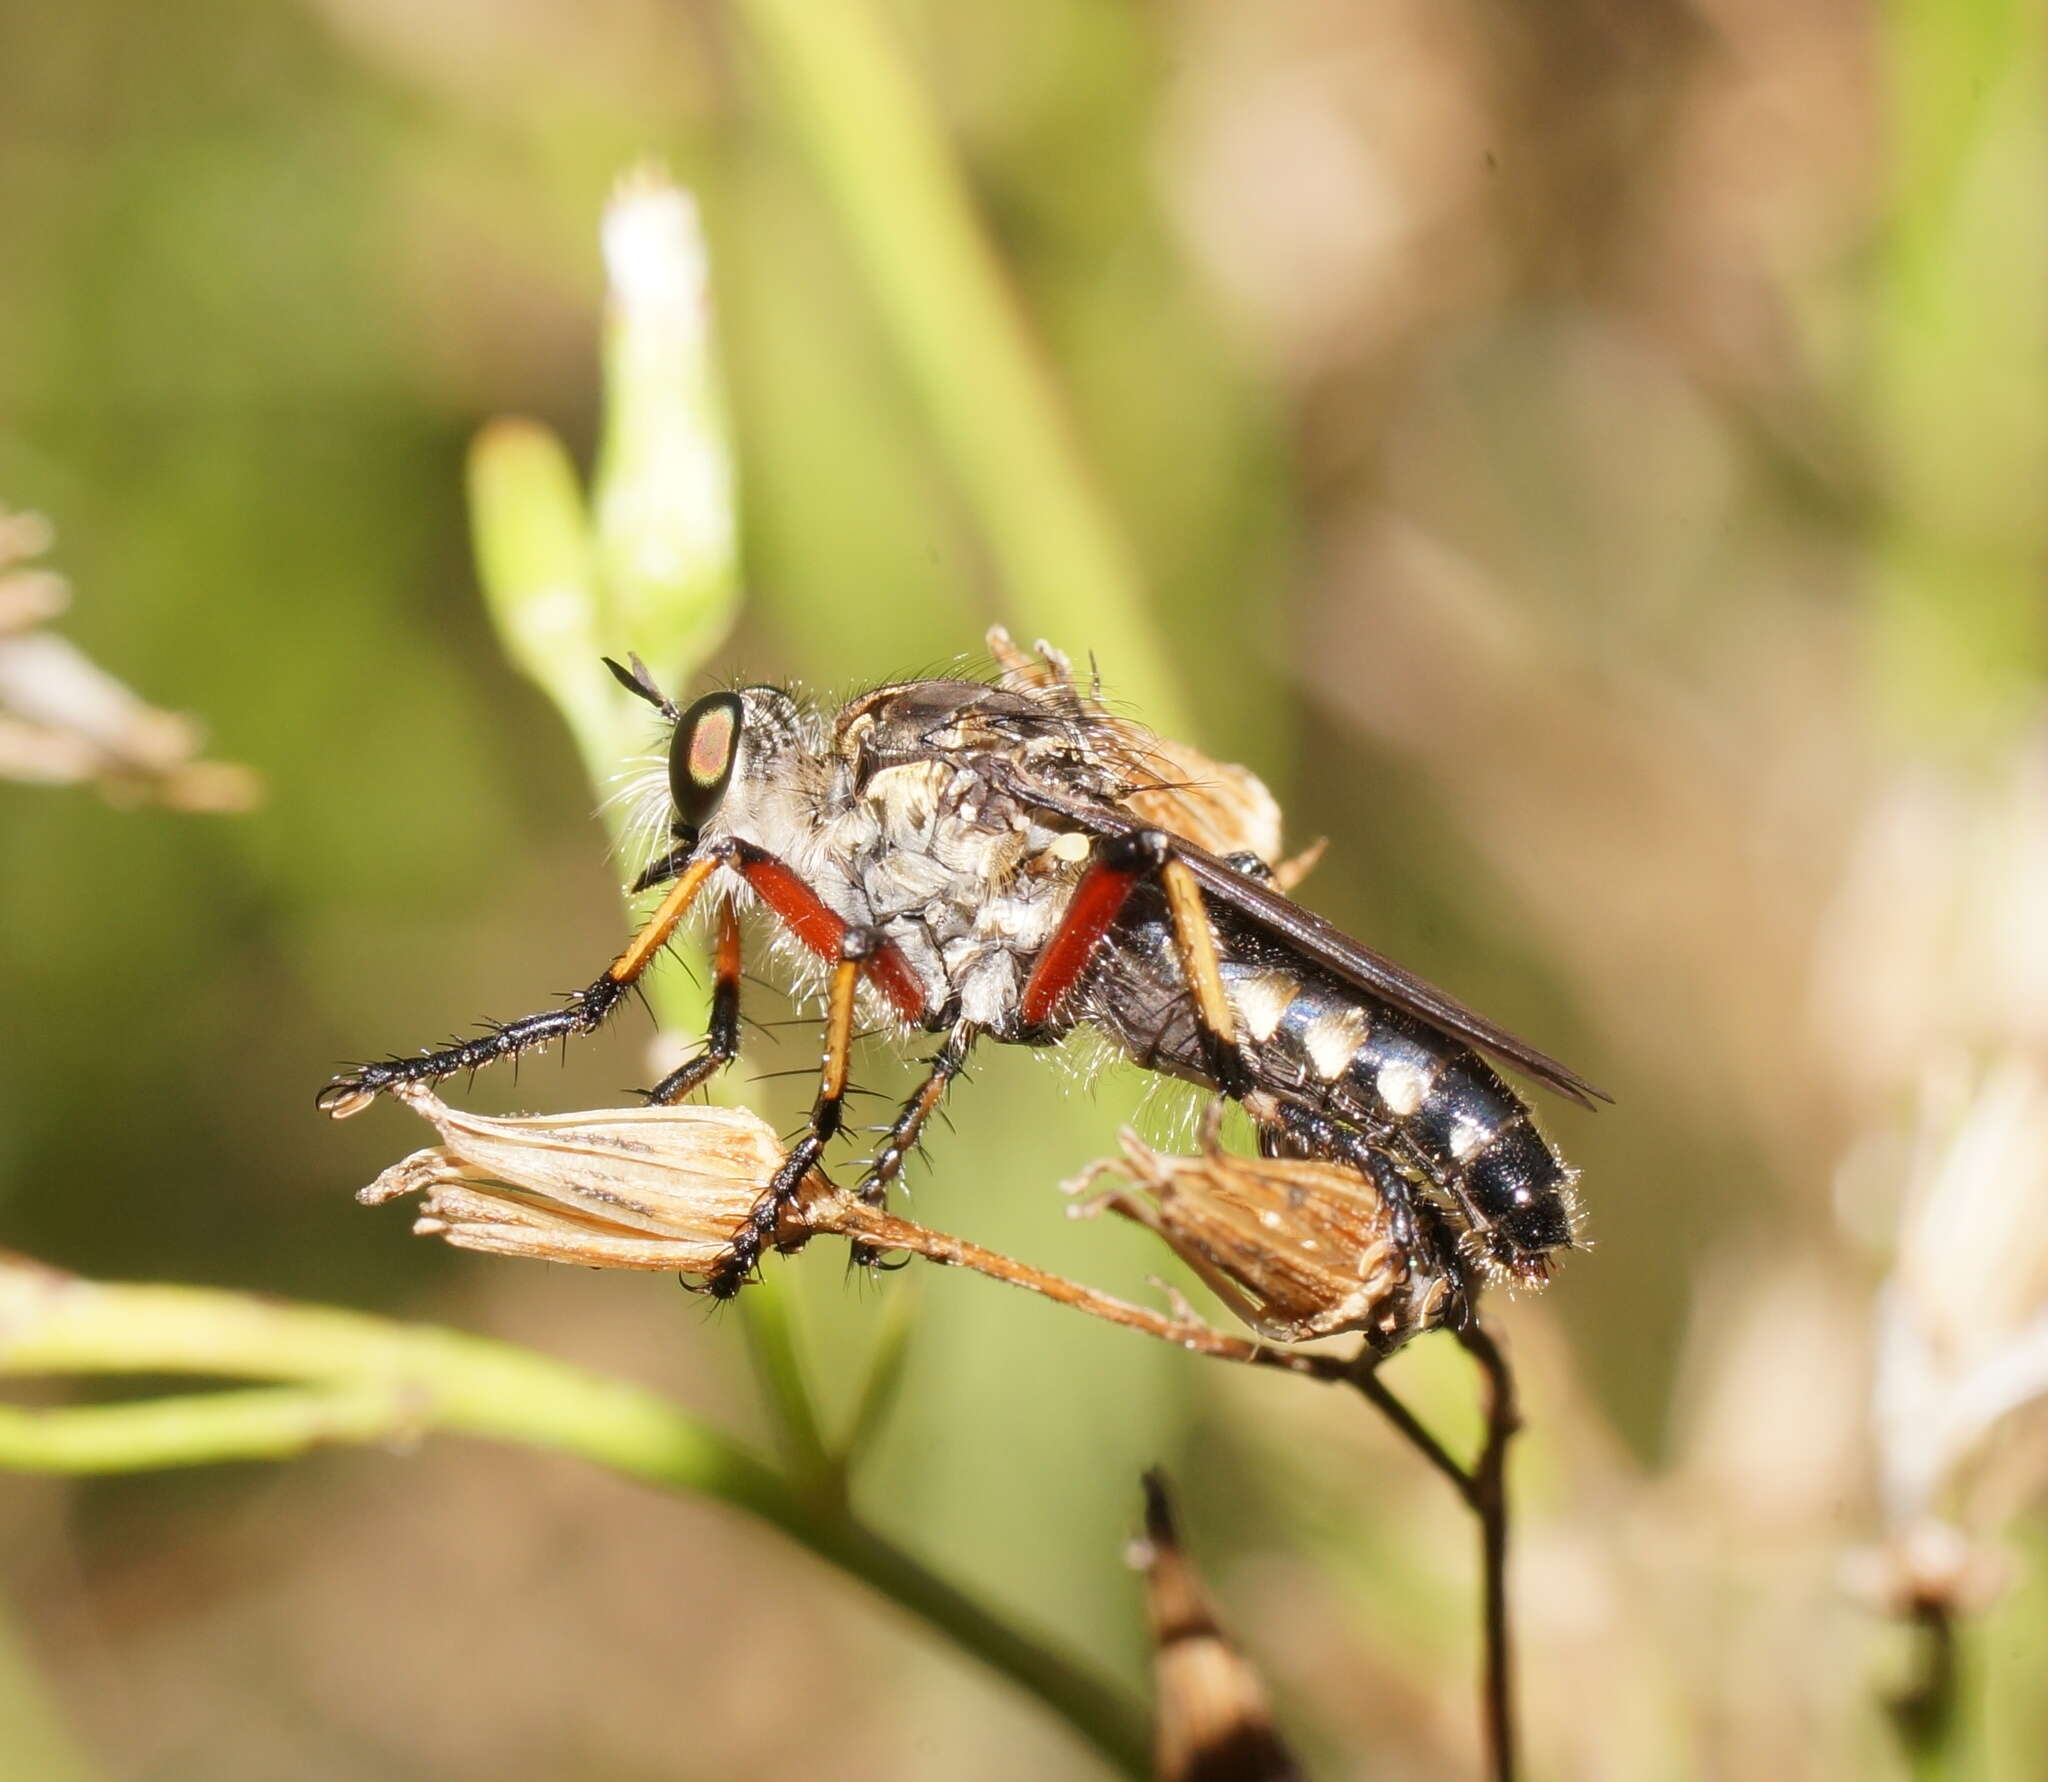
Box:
[1344,1350,1481,1509]
[1340,1324,1520,1782]
[845,1194,1525,1782]
[836,1201,1351,1383]
[1456,1320,1522,1782]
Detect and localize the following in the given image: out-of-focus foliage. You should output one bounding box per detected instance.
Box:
[1,1,2044,1778]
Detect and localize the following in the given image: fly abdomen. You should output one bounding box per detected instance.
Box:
[1459,1119,1573,1274]
[1394,1051,1575,1277]
[1243,968,1576,1279]
[1405,1052,1520,1165]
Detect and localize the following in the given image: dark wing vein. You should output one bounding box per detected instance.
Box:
[998,769,1611,1111]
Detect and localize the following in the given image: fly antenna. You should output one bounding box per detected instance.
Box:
[604,653,681,720]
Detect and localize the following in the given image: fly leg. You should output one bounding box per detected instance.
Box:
[643,900,744,1104]
[857,1025,976,1206]
[706,923,891,1299]
[1021,828,1254,1095]
[840,1025,977,1271]
[1157,849,1255,1097]
[658,842,927,1297]
[318,849,729,1116]
[1269,1102,1472,1315]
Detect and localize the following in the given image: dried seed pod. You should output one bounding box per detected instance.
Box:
[986,625,1319,886]
[1137,1469,1304,1782]
[1127,742,1287,879]
[360,1085,833,1274]
[1071,1114,1452,1351]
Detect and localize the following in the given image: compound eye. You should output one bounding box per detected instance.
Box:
[669,691,743,834]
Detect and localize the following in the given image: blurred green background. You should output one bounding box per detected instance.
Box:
[4,1,2046,1777]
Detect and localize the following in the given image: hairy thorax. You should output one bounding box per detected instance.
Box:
[834,756,1087,1032]
[707,718,1097,1035]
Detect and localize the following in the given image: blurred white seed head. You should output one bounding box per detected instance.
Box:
[0,505,66,634]
[1815,733,2048,1614]
[1853,1054,2048,1613]
[1871,1055,2048,1526]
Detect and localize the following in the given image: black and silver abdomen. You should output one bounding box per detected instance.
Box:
[1079,898,1576,1279]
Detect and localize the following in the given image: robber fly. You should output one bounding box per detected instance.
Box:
[320,631,1605,1301]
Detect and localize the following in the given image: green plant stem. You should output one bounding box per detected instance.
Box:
[456,152,1194,1773]
[832,1278,920,1471]
[1891,1594,1961,1781]
[737,1267,838,1497]
[0,1604,101,1782]
[0,1386,414,1470]
[1345,1323,1520,1782]
[732,0,1189,734]
[0,1256,1148,1778]
[467,180,950,1726]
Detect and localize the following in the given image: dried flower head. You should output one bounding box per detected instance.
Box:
[1135,1469,1303,1782]
[987,626,1321,888]
[1069,1111,1452,1351]
[361,1085,832,1274]
[1869,1054,2048,1561]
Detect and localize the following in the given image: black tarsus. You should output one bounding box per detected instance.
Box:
[315,973,631,1111]
[864,1031,977,1203]
[318,839,736,1115]
[643,940,743,1105]
[843,1027,976,1271]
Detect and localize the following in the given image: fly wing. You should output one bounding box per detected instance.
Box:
[997,769,1611,1111]
[988,633,1290,865]
[1172,844,1610,1109]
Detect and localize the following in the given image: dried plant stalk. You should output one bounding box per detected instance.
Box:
[987,626,1321,887]
[361,1087,1350,1381]
[1137,1469,1304,1782]
[360,1085,1522,1779]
